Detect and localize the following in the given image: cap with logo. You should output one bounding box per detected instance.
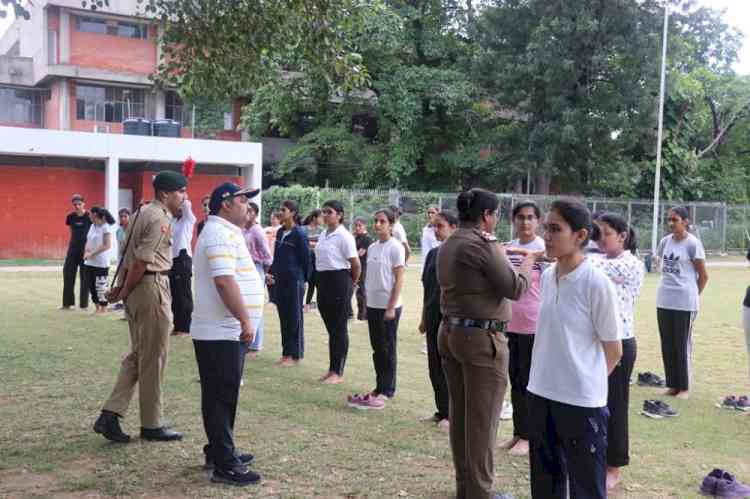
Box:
[209,183,260,214]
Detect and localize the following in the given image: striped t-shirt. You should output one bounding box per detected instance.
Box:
[191,215,264,341]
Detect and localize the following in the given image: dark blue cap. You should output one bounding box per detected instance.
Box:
[209,183,260,214]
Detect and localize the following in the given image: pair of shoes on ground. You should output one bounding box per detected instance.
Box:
[94,411,183,443]
[637,371,666,387]
[700,468,750,497]
[347,392,386,410]
[718,395,750,412]
[208,456,261,487]
[641,399,679,419]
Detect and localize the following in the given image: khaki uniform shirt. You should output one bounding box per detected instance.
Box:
[121,200,173,278]
[437,227,530,321]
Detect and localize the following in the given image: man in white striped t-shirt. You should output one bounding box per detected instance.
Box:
[192,182,263,487]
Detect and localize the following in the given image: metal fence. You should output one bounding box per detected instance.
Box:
[261,186,750,254]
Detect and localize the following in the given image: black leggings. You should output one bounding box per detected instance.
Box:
[317,270,353,375]
[84,264,109,306]
[657,308,696,391]
[607,337,636,468]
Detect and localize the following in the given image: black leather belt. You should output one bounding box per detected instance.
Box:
[144,270,170,276]
[446,317,507,332]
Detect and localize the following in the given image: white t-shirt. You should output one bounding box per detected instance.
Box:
[392,222,408,245]
[420,225,440,256]
[315,225,357,271]
[191,216,265,341]
[171,199,196,258]
[84,223,115,268]
[528,258,623,408]
[590,251,645,340]
[656,233,705,311]
[365,238,406,309]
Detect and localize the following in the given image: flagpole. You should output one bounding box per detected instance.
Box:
[651,4,669,256]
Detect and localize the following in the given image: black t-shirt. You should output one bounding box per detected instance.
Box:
[355,233,373,270]
[421,246,442,329]
[66,212,92,251]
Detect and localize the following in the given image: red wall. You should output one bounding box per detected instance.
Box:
[69,19,157,75]
[0,165,241,259]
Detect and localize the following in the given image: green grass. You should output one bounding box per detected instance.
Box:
[1,267,749,498]
[0,259,63,266]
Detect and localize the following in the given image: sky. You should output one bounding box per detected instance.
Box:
[0,0,748,74]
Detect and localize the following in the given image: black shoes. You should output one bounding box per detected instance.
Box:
[637,372,666,387]
[140,426,183,441]
[93,411,131,443]
[203,448,255,470]
[642,399,679,419]
[211,464,262,486]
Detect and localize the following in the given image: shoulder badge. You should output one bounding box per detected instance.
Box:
[481,231,498,242]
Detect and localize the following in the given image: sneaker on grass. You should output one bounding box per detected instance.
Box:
[641,399,679,419]
[735,395,750,412]
[637,372,666,387]
[210,464,261,486]
[718,395,738,410]
[715,471,750,498]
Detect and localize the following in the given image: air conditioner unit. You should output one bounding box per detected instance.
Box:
[93,125,110,133]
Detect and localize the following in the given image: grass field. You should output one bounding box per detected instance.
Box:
[1,266,749,499]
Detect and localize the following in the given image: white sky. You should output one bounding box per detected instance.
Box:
[0,0,748,74]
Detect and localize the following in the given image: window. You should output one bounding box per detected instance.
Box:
[75,84,146,122]
[0,88,43,125]
[165,91,192,125]
[75,16,148,39]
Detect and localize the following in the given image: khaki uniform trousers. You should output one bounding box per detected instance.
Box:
[103,275,172,429]
[438,322,509,499]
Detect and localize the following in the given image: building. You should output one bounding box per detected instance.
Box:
[0,0,260,259]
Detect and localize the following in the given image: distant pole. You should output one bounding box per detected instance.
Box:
[191,104,196,139]
[651,4,669,255]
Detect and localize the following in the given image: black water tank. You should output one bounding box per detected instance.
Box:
[123,118,152,136]
[153,119,181,138]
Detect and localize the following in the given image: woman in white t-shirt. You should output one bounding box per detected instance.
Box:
[591,213,644,492]
[347,208,406,410]
[315,200,361,385]
[527,199,623,499]
[83,207,116,313]
[655,206,708,400]
[389,205,411,262]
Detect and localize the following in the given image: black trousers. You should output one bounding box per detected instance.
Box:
[507,332,535,440]
[62,249,89,308]
[657,308,696,391]
[607,337,636,468]
[276,279,305,359]
[425,314,449,420]
[193,340,244,471]
[306,252,317,305]
[355,273,367,320]
[367,307,402,398]
[84,264,109,306]
[318,270,353,376]
[169,251,193,333]
[528,393,608,499]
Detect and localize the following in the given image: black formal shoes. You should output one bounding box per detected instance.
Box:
[140,426,183,441]
[93,411,131,443]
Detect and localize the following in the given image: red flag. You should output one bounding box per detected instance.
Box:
[182,156,196,178]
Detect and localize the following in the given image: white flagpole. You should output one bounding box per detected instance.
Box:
[651,4,669,255]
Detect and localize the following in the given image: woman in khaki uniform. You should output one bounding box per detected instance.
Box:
[437,188,539,499]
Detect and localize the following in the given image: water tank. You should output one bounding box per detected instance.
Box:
[122,118,151,136]
[152,119,181,138]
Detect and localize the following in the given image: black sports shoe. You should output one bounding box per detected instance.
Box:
[637,372,666,387]
[204,452,254,470]
[654,400,679,417]
[93,411,131,443]
[210,464,261,486]
[642,399,679,419]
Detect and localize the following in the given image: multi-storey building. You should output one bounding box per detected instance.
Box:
[0,0,261,258]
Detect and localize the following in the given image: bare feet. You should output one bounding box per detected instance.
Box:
[246,351,258,360]
[661,388,679,397]
[276,356,292,366]
[675,390,690,400]
[321,374,344,384]
[606,467,622,491]
[508,439,529,456]
[498,436,520,450]
[437,419,450,432]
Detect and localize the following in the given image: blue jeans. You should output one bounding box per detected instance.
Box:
[248,262,265,351]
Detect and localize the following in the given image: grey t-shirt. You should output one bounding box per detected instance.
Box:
[656,233,705,311]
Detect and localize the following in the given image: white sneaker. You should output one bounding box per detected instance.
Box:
[500,400,513,421]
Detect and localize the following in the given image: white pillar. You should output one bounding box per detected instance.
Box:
[59,10,70,64]
[155,89,166,120]
[105,155,120,217]
[58,79,70,130]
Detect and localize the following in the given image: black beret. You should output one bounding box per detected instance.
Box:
[153,171,187,192]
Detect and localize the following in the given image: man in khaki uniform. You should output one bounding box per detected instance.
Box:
[437,188,537,499]
[94,170,188,443]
